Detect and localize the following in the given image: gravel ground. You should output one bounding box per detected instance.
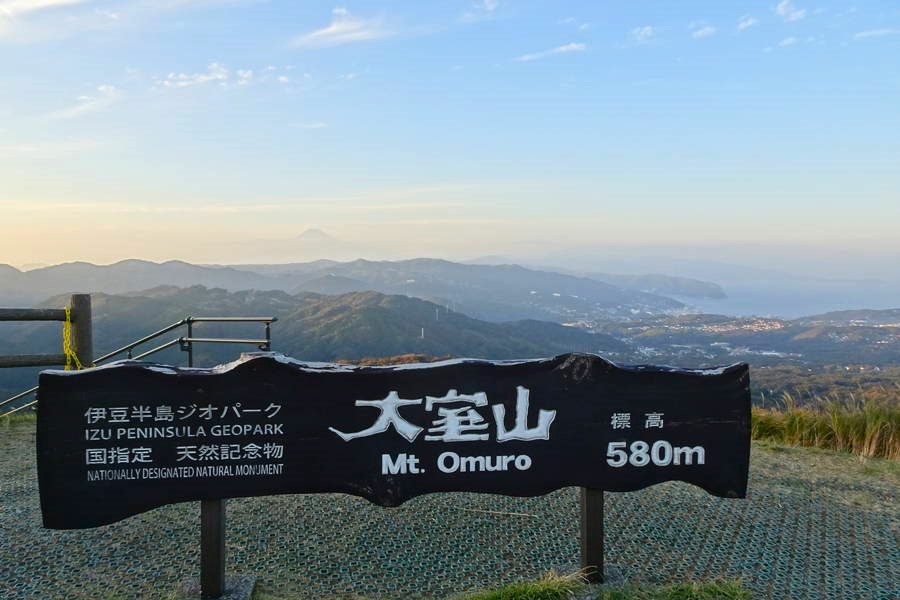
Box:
[1,422,897,600]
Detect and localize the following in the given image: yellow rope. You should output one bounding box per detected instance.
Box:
[63,306,83,371]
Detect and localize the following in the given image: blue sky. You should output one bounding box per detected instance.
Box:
[0,0,898,267]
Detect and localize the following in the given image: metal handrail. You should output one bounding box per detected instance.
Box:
[94,319,189,363]
[181,337,269,345]
[0,316,276,417]
[188,317,276,323]
[131,338,183,361]
[0,385,38,410]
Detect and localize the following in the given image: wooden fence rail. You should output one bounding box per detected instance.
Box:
[0,294,93,369]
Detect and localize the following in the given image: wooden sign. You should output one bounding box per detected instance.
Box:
[37,353,750,529]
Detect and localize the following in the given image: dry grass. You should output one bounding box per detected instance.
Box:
[752,385,900,459]
[458,574,750,600]
[0,410,36,426]
[597,580,750,600]
[458,571,586,600]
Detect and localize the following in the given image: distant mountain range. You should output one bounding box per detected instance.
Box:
[1,285,898,405]
[0,260,278,305]
[0,286,628,399]
[228,228,374,263]
[465,256,726,300]
[792,309,900,327]
[0,255,726,322]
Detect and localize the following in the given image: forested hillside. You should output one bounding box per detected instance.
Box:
[0,286,627,399]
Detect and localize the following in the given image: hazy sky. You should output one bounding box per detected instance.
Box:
[1,0,898,267]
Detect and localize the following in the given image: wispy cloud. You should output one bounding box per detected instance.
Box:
[738,15,758,31]
[515,42,585,62]
[93,7,118,20]
[262,65,295,84]
[461,0,499,23]
[3,190,476,215]
[294,121,327,129]
[155,62,301,90]
[692,25,716,39]
[0,0,85,18]
[236,69,253,86]
[0,138,102,158]
[47,84,120,120]
[778,36,798,47]
[854,29,899,40]
[157,62,229,88]
[559,16,589,30]
[0,0,89,39]
[290,7,392,48]
[631,25,655,43]
[2,200,295,215]
[1,0,255,43]
[775,0,806,22]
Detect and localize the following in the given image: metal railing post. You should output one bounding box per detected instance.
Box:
[187,319,194,368]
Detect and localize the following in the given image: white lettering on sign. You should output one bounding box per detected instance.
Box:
[329,386,556,443]
[606,441,705,468]
[81,400,288,484]
[84,464,285,482]
[174,443,283,462]
[380,453,423,475]
[424,390,489,442]
[644,412,665,429]
[84,403,282,424]
[492,386,555,442]
[329,392,424,442]
[610,412,631,429]
[379,452,535,475]
[436,451,532,473]
[611,412,668,430]
[85,447,153,465]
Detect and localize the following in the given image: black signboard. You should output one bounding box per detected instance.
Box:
[37,353,750,530]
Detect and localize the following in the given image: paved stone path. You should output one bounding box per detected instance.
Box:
[1,422,897,599]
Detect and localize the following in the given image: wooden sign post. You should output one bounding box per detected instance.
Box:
[200,498,226,598]
[580,488,605,582]
[37,352,750,597]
